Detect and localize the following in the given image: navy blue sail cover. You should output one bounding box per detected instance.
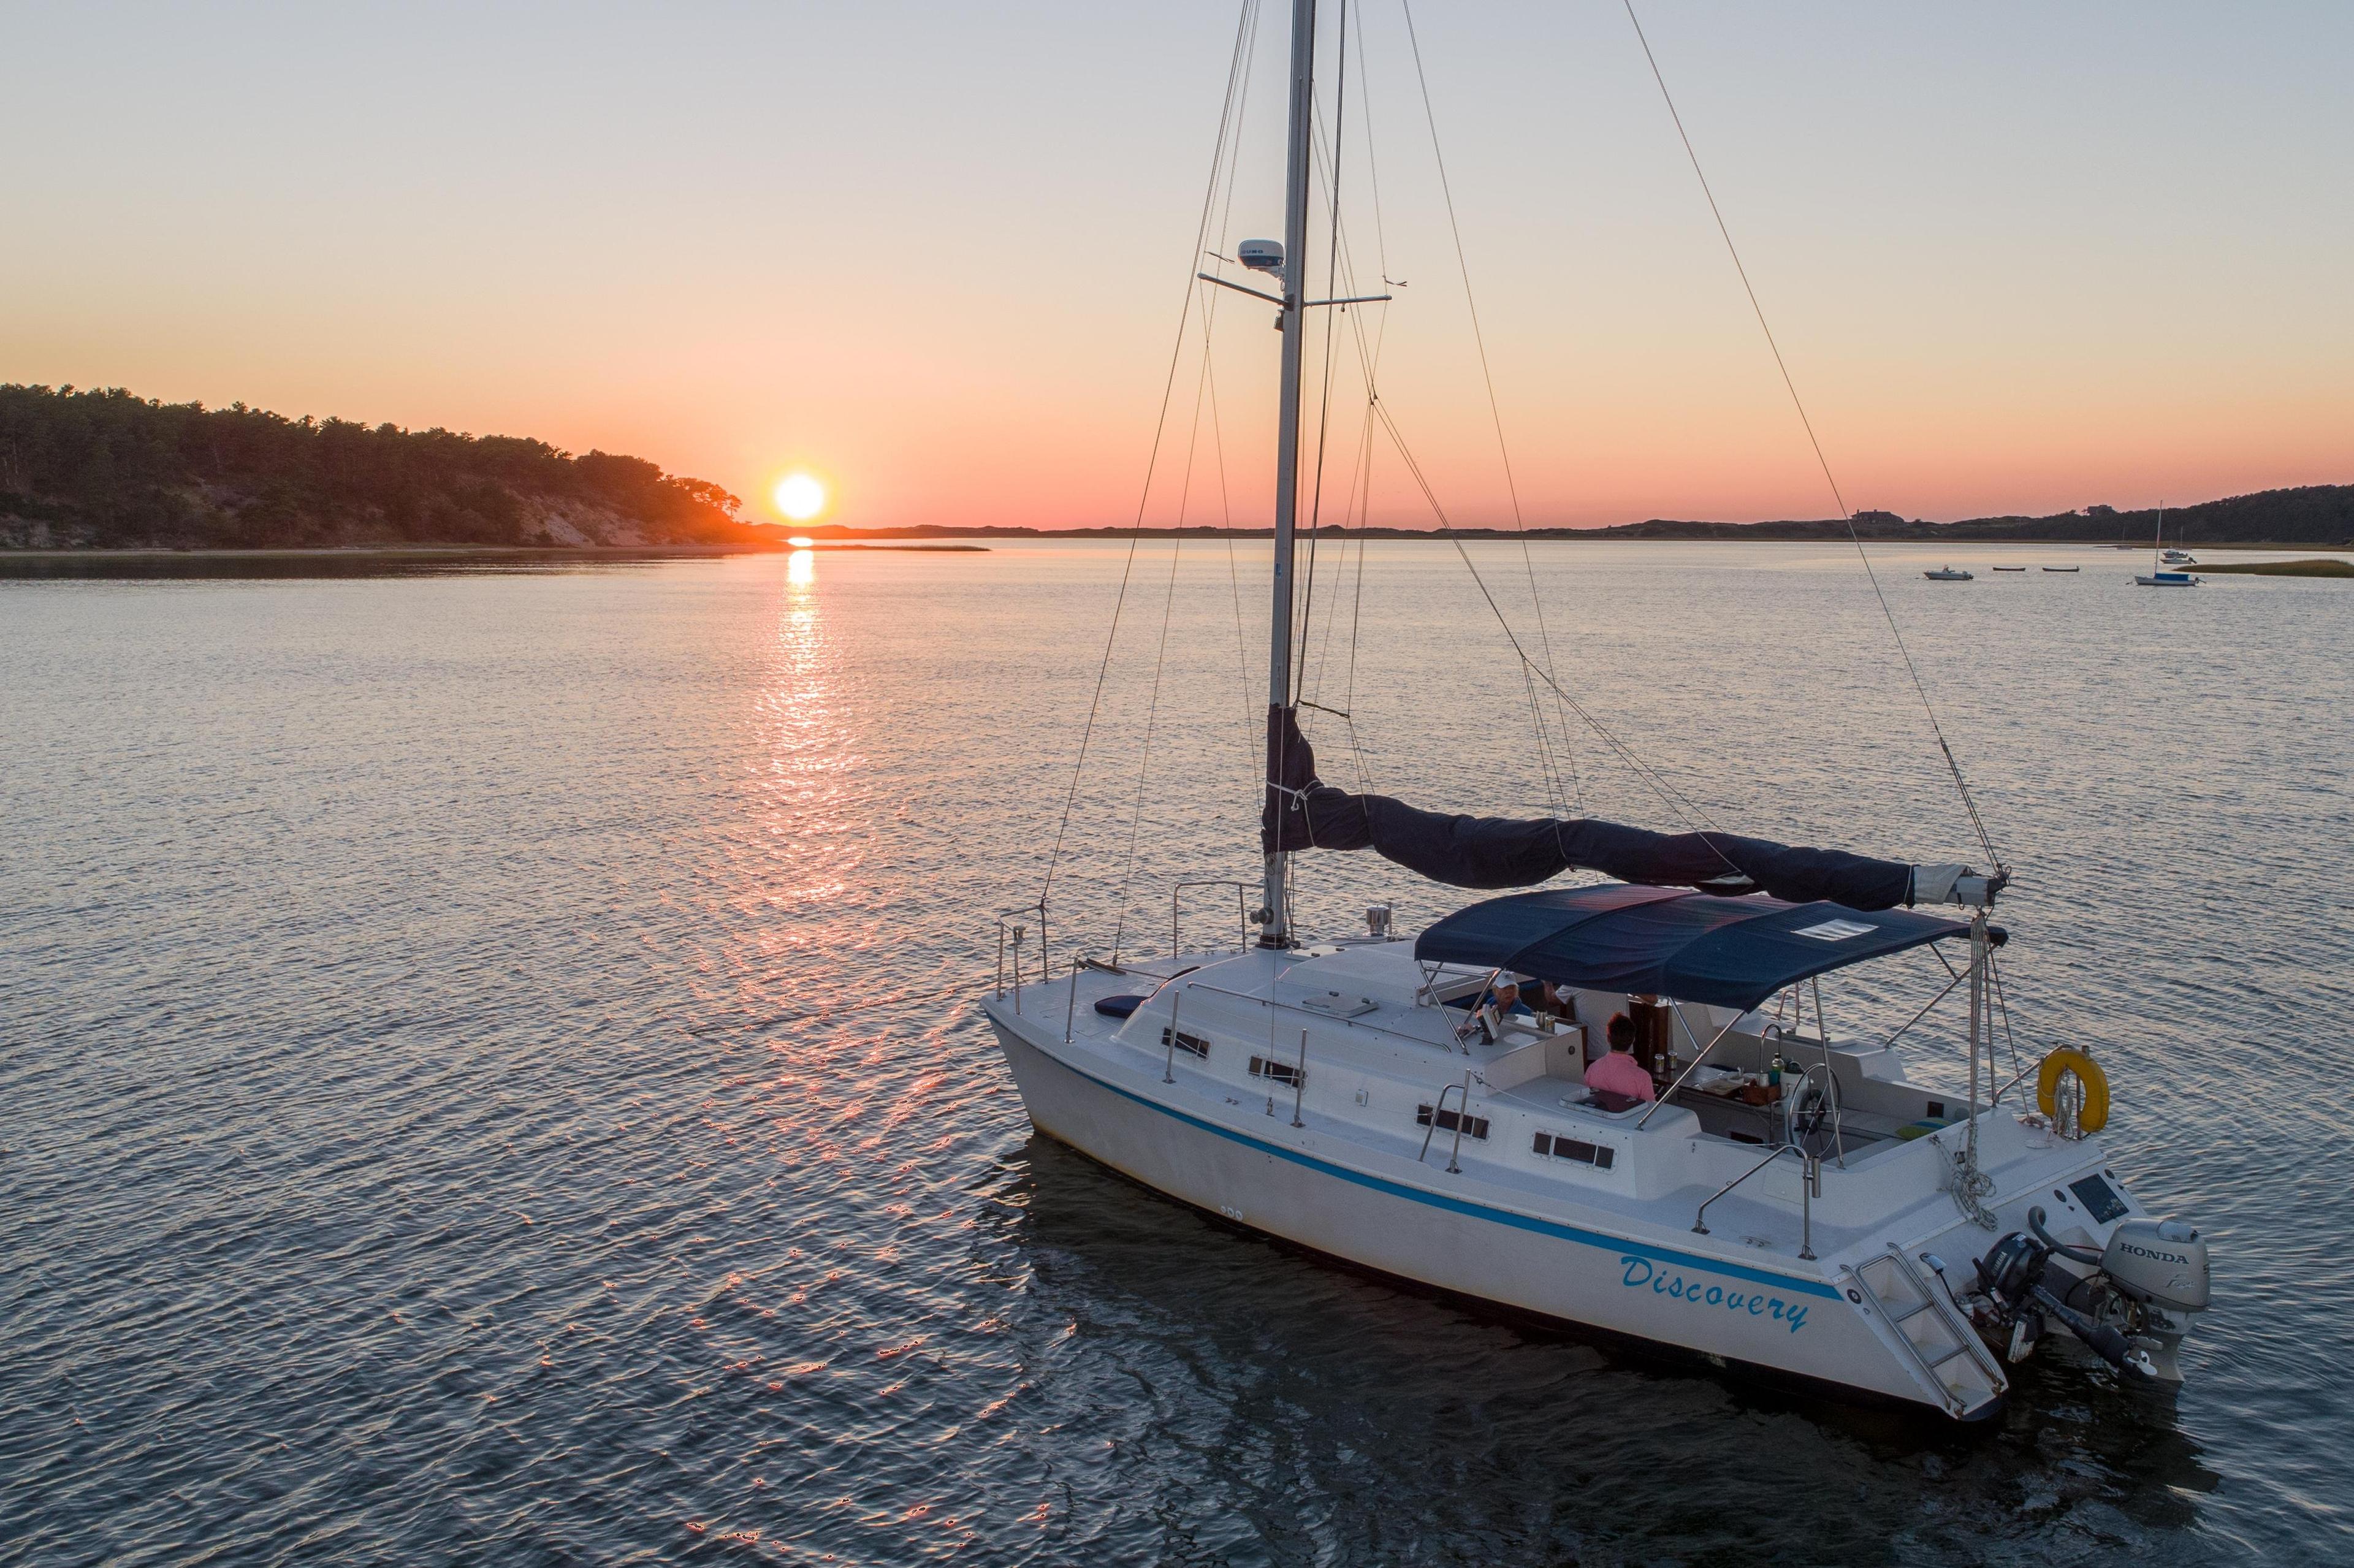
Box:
[1261,706,1922,908]
[1415,883,1967,1011]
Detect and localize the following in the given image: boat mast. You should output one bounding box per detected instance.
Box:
[1261,0,1317,947]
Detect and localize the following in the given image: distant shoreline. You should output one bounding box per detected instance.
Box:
[0,542,983,564]
[791,531,2345,550]
[6,537,2350,562]
[10,387,2345,552]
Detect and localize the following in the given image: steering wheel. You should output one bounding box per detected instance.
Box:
[1783,1064,1840,1153]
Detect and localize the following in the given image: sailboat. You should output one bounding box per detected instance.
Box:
[2138,503,2201,587]
[983,1,2211,1420]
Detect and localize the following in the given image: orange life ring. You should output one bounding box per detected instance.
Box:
[2036,1048,2110,1133]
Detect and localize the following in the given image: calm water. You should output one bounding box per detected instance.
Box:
[4,541,2350,1565]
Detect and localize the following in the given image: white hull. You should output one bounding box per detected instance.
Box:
[992,1025,1914,1401]
[976,947,2134,1420]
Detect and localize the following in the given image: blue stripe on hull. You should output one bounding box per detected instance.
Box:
[1012,1025,1842,1301]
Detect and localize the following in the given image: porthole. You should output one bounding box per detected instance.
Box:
[1417,1104,1490,1140]
[1532,1130,1614,1170]
[1249,1056,1304,1089]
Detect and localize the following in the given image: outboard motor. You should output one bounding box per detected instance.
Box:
[1971,1230,2055,1365]
[2098,1218,2211,1380]
[1968,1206,2206,1382]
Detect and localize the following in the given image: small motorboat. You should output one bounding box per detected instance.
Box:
[2043,566,2080,573]
[1924,567,1973,581]
[2161,549,2198,567]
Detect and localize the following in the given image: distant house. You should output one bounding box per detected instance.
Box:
[1851,509,1902,526]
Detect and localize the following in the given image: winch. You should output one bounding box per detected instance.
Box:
[1964,1205,2211,1380]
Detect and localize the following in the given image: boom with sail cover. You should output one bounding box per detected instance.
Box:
[1261,706,1973,911]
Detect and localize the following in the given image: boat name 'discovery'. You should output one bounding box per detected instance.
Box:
[1620,1255,1809,1333]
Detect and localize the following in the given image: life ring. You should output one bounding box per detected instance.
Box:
[2036,1048,2110,1133]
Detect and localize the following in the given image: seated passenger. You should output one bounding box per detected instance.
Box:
[1583,1014,1656,1103]
[1463,978,1528,1016]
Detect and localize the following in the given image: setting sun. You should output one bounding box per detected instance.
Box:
[774,473,828,523]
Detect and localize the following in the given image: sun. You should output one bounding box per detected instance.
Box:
[774,473,828,523]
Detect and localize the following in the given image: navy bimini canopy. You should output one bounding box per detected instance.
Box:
[1415,883,1968,1013]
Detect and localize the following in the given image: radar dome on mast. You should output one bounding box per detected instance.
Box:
[1236,238,1285,279]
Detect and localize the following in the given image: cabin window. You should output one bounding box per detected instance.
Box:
[1249,1056,1304,1088]
[1532,1131,1615,1170]
[1417,1105,1490,1140]
[1160,1027,1210,1059]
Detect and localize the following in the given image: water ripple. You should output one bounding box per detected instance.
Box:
[2,546,2347,1564]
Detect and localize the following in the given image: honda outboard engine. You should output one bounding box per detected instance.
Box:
[2098,1218,2210,1379]
[1967,1207,2209,1382]
[2102,1219,2211,1311]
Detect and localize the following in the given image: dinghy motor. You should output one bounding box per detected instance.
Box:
[1966,1206,2209,1382]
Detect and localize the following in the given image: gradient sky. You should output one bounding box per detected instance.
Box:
[3,2,2348,530]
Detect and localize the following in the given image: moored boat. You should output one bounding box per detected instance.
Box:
[2138,506,2201,585]
[985,0,2212,1422]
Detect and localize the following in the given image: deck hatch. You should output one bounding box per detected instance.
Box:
[1417,1104,1490,1140]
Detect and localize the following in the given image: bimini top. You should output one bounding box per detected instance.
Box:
[1415,883,1969,1012]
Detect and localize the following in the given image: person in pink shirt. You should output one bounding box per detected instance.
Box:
[1583,1013,1656,1103]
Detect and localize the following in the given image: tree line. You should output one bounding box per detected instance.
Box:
[0,384,758,549]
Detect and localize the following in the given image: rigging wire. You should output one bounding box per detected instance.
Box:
[1621,0,2002,870]
[1205,351,1259,793]
[1296,66,1397,812]
[1259,6,1739,882]
[1109,349,1216,962]
[1335,10,1394,803]
[1301,101,1379,719]
[1400,0,1581,826]
[1368,395,1734,835]
[1037,0,1260,917]
[1293,0,1352,708]
[1208,1,1268,799]
[1114,0,1275,951]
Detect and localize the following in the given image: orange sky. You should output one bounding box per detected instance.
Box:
[2,3,2347,530]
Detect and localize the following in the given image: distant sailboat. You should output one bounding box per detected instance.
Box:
[2136,503,2200,587]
